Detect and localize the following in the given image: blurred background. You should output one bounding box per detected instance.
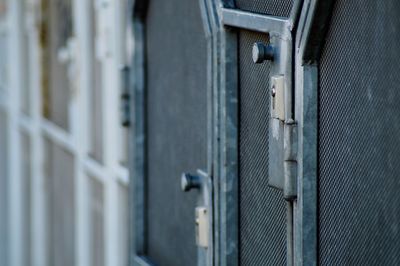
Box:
[0,0,131,265]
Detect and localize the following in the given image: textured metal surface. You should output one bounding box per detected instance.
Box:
[239,30,286,266]
[319,0,400,265]
[235,0,294,17]
[145,0,207,264]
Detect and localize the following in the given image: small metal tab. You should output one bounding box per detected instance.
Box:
[271,75,285,121]
[195,207,209,248]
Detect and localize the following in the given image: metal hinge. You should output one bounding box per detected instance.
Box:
[120,65,131,127]
[269,75,297,201]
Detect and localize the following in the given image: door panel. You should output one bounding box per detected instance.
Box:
[238,30,287,266]
[319,0,400,264]
[144,0,207,264]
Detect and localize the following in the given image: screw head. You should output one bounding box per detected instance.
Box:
[271,86,276,97]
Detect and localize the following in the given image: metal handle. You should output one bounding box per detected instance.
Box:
[181,173,202,192]
[252,42,274,63]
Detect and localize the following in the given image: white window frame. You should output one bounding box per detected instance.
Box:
[1,1,130,266]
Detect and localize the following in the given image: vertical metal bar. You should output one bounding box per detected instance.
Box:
[102,2,120,266]
[130,18,147,260]
[73,1,90,265]
[219,27,239,266]
[294,64,318,266]
[199,0,214,264]
[8,1,23,265]
[29,0,47,264]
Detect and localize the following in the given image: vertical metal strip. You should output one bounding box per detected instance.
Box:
[294,63,318,266]
[8,1,23,265]
[219,1,239,263]
[131,18,147,260]
[129,2,150,265]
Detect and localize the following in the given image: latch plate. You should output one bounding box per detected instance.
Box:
[195,207,208,248]
[269,75,297,200]
[271,75,285,121]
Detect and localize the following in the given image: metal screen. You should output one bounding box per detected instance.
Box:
[319,0,400,265]
[145,0,207,264]
[235,0,294,17]
[239,30,287,266]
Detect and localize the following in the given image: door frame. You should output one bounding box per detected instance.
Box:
[293,0,335,265]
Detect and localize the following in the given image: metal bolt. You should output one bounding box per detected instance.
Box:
[252,42,274,64]
[181,173,202,192]
[271,86,276,97]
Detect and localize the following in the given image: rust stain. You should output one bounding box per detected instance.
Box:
[38,0,50,118]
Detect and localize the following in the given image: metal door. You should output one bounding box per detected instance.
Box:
[130,0,211,265]
[129,0,306,265]
[211,1,303,265]
[294,0,400,265]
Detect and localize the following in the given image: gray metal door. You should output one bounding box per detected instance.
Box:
[294,0,400,265]
[129,0,210,265]
[213,1,303,265]
[318,0,400,264]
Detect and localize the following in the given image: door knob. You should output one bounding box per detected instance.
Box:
[181,173,202,192]
[252,42,274,63]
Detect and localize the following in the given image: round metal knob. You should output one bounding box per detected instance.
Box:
[252,42,274,64]
[181,173,202,192]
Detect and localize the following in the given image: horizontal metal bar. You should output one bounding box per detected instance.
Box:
[84,157,108,183]
[115,165,129,185]
[221,8,289,35]
[41,118,75,153]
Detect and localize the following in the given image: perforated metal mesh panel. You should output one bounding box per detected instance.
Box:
[239,30,286,266]
[145,0,207,265]
[235,0,294,17]
[319,1,400,265]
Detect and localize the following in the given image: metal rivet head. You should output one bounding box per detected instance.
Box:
[252,42,274,64]
[271,86,276,97]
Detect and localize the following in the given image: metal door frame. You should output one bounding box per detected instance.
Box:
[210,1,305,265]
[293,0,335,265]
